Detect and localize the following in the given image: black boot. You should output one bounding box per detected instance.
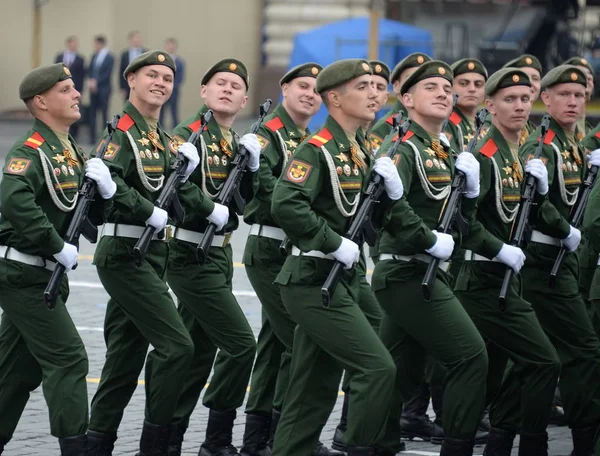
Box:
[313,441,344,456]
[474,423,489,445]
[198,409,239,456]
[240,413,271,456]
[167,422,187,456]
[570,424,598,456]
[59,435,87,456]
[440,437,475,456]
[332,393,349,451]
[346,447,376,456]
[518,432,548,456]
[139,421,170,456]
[87,430,117,456]
[482,427,515,456]
[266,409,281,451]
[401,382,444,442]
[480,409,491,432]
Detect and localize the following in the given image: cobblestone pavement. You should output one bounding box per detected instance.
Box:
[0,121,573,455]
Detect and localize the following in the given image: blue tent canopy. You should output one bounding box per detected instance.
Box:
[286,16,434,130]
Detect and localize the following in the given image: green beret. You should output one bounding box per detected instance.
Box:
[390,53,432,83]
[19,63,72,101]
[563,56,594,75]
[541,64,587,90]
[123,50,176,80]
[401,60,453,95]
[202,58,249,90]
[501,54,542,74]
[316,59,372,94]
[370,60,391,83]
[280,62,323,86]
[451,58,488,80]
[485,67,531,97]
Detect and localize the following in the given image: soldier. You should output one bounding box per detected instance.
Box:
[454,67,561,455]
[369,60,391,128]
[564,57,595,136]
[86,51,214,456]
[165,58,259,456]
[0,63,115,456]
[271,59,399,456]
[372,60,489,456]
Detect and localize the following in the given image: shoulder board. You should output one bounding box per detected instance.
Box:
[539,129,555,145]
[385,114,395,125]
[401,131,415,143]
[24,131,45,149]
[595,130,600,140]
[117,114,135,132]
[479,138,498,158]
[449,111,462,126]
[308,128,333,147]
[265,117,284,132]
[188,118,208,133]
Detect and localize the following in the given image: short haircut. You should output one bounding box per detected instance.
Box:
[95,35,106,45]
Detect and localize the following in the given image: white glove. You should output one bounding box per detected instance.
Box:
[373,157,404,200]
[85,158,116,199]
[589,148,600,167]
[561,225,581,252]
[53,242,78,272]
[455,152,480,198]
[240,133,261,172]
[525,158,548,195]
[332,237,360,269]
[177,142,200,181]
[425,230,455,260]
[207,203,229,231]
[146,207,168,231]
[494,244,526,273]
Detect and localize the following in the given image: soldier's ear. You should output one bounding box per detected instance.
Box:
[328,90,342,108]
[33,94,48,112]
[485,98,495,116]
[402,92,413,108]
[392,80,401,96]
[540,89,550,107]
[281,82,289,98]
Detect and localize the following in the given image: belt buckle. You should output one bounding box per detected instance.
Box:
[164,225,174,242]
[222,232,232,247]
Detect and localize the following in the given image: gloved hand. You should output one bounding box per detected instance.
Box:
[425,230,455,260]
[495,244,526,273]
[53,242,78,272]
[373,157,403,200]
[455,152,480,198]
[146,207,168,231]
[525,158,548,195]
[240,133,261,172]
[332,237,360,269]
[85,158,116,199]
[561,225,581,252]
[177,142,200,181]
[589,148,600,167]
[207,203,229,231]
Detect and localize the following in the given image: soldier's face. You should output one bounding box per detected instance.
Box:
[282,77,321,118]
[576,65,594,100]
[393,67,418,96]
[403,77,452,121]
[202,72,248,116]
[128,65,174,109]
[521,67,541,100]
[335,75,378,122]
[541,83,586,128]
[372,75,389,112]
[37,79,81,125]
[486,86,531,134]
[453,73,486,110]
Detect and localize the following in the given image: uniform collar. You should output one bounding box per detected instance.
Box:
[123,101,152,134]
[322,115,362,154]
[198,104,236,149]
[274,104,309,138]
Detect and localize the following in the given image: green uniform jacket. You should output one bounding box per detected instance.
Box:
[368,100,405,152]
[482,112,535,146]
[244,103,308,227]
[445,108,473,152]
[582,124,600,152]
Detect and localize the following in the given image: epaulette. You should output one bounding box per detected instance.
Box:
[117,114,135,132]
[385,114,395,125]
[449,111,462,126]
[308,128,333,147]
[539,129,556,145]
[265,117,284,132]
[479,138,498,158]
[24,131,45,149]
[400,130,415,142]
[595,130,600,140]
[188,118,209,133]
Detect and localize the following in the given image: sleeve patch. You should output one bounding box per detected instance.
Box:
[169,135,186,154]
[103,142,121,160]
[256,134,270,151]
[5,158,31,175]
[284,159,313,185]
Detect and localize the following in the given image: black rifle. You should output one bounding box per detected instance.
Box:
[196,99,272,264]
[549,163,599,288]
[421,108,489,302]
[320,116,411,308]
[498,114,551,308]
[132,110,213,267]
[43,114,121,310]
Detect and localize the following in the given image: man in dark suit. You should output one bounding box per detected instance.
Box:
[159,37,186,129]
[118,31,147,101]
[55,36,85,139]
[88,35,114,143]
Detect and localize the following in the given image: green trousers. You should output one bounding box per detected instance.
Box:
[454,261,560,434]
[167,240,256,426]
[372,258,488,452]
[495,243,600,429]
[587,268,600,338]
[272,262,395,456]
[90,238,194,432]
[0,259,89,440]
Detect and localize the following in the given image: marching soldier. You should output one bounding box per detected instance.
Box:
[270,59,399,456]
[372,60,489,456]
[165,59,259,456]
[86,51,212,456]
[454,67,560,455]
[564,57,595,136]
[0,63,115,456]
[368,60,391,131]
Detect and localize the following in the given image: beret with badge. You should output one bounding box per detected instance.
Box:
[370,60,391,83]
[563,56,594,75]
[485,67,531,97]
[202,58,249,90]
[451,58,489,80]
[400,60,453,95]
[123,50,177,80]
[19,63,73,101]
[541,64,587,90]
[316,58,373,94]
[390,53,432,84]
[502,54,542,74]
[279,62,323,86]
